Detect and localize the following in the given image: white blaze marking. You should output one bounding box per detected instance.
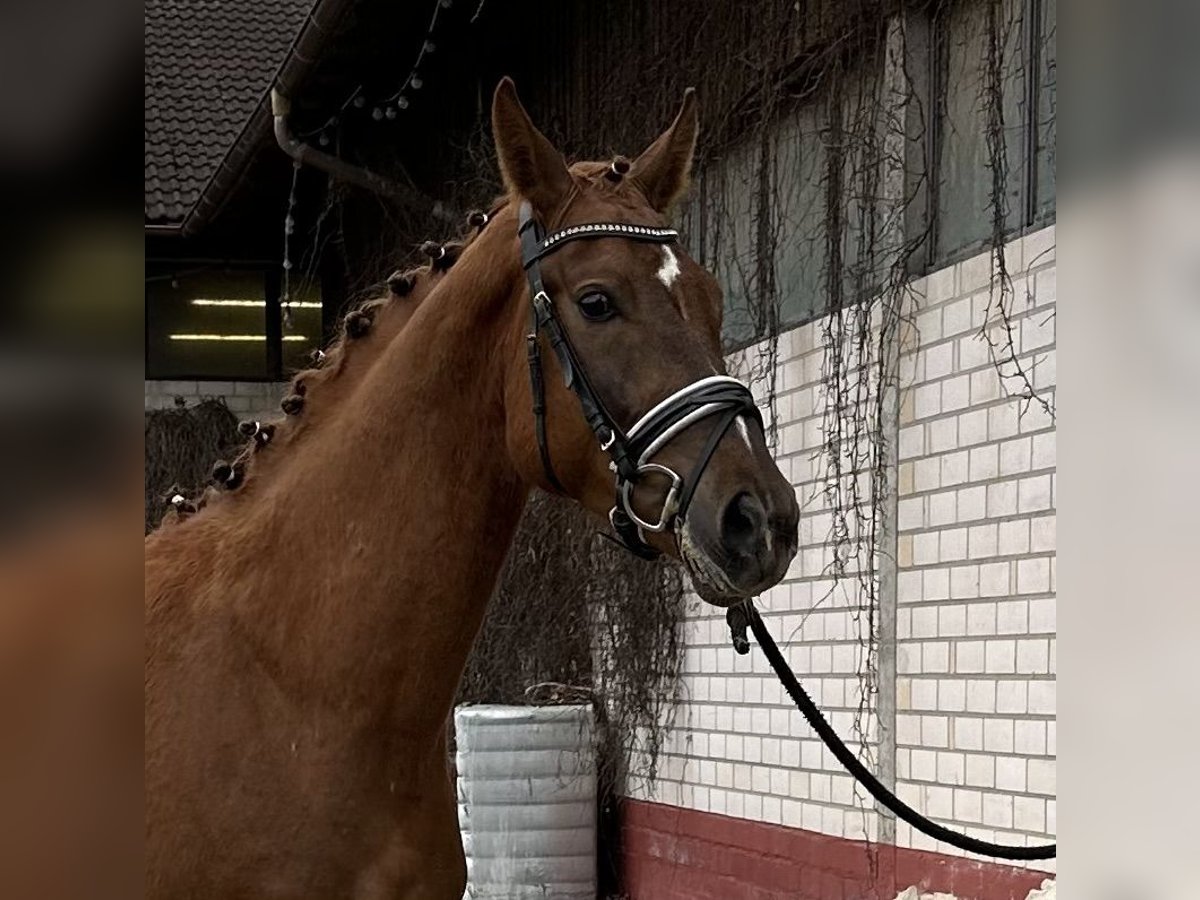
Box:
[656,245,681,291]
[735,414,753,450]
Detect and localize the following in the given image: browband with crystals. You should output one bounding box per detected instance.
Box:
[522,222,679,268]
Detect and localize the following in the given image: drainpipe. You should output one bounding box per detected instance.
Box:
[271,88,451,219]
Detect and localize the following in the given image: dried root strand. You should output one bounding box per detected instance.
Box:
[145,398,241,531]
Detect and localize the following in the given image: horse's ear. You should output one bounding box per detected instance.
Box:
[491,77,572,215]
[631,88,698,214]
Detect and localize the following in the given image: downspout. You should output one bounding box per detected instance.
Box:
[270,88,452,222]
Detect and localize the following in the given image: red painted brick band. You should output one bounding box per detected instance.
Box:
[620,799,1051,900]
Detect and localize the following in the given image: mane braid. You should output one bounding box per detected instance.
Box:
[158,210,501,530]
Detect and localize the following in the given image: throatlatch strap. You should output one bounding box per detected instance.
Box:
[520,206,565,493]
[526,331,565,494]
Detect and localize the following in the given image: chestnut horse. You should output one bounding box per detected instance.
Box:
[145,79,799,898]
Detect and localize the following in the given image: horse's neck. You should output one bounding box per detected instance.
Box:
[226,232,529,735]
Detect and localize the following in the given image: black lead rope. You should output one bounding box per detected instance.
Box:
[728,603,1057,861]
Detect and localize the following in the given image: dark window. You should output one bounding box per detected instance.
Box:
[685,138,760,347]
[686,53,886,347]
[931,0,1055,266]
[773,105,829,330]
[281,281,324,374]
[145,267,325,381]
[683,0,1055,347]
[1034,0,1056,225]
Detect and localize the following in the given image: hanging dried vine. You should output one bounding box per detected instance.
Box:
[979,0,1055,421]
[144,399,241,532]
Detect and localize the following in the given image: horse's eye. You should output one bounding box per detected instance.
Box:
[578,291,615,321]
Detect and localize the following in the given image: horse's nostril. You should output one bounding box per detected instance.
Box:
[720,491,767,556]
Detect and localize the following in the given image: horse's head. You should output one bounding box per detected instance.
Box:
[493,78,798,606]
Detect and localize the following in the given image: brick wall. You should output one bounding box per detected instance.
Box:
[893,227,1056,862]
[144,379,289,422]
[622,226,1056,897]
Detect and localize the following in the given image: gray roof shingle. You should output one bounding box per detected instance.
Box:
[145,0,318,226]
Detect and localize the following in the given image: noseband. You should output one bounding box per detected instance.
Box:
[518,201,761,559]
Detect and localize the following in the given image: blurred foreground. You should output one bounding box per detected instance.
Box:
[0,0,142,896]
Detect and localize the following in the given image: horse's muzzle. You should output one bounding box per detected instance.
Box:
[680,481,798,606]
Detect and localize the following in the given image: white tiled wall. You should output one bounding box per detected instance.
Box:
[144,379,289,422]
[626,225,1056,869]
[893,225,1056,865]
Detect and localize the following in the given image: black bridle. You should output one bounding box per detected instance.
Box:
[517,201,761,559]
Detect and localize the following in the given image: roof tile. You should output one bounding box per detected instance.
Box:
[145,0,317,226]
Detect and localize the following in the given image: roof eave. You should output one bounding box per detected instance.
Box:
[171,0,358,239]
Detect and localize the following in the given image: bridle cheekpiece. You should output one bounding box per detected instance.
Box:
[517,201,760,559]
